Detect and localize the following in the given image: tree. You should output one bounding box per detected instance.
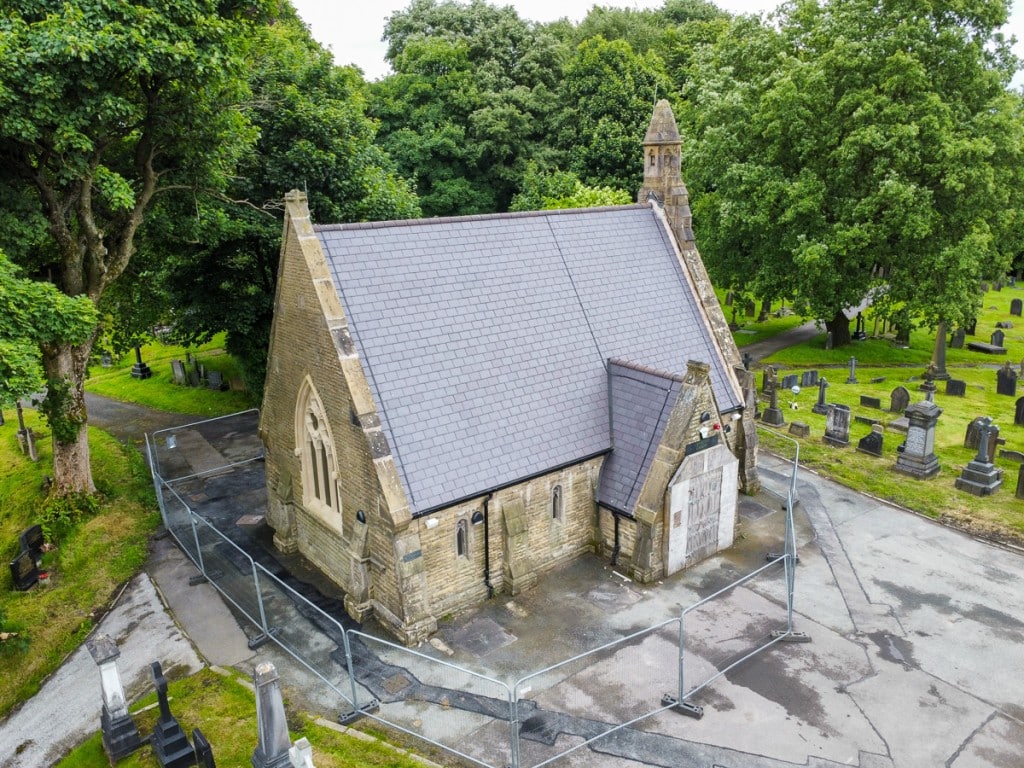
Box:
[0,251,97,410]
[509,163,631,211]
[0,0,271,493]
[684,0,1024,345]
[142,13,420,396]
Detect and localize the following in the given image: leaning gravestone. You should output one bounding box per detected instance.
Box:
[950,328,966,349]
[955,418,1004,496]
[1015,396,1024,427]
[997,362,1018,396]
[889,385,910,414]
[170,359,188,386]
[1012,298,1023,317]
[894,400,942,479]
[945,379,967,397]
[823,404,851,447]
[857,424,885,457]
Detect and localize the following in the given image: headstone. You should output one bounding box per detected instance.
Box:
[870,376,886,384]
[887,416,910,434]
[846,356,858,384]
[945,379,967,397]
[853,312,867,341]
[950,328,965,349]
[761,365,777,393]
[919,366,937,402]
[745,300,756,317]
[812,377,830,415]
[991,329,1006,348]
[997,362,1018,396]
[87,634,143,762]
[955,417,1004,496]
[1012,298,1023,317]
[9,550,39,591]
[825,331,834,350]
[760,381,785,427]
[1017,465,1024,500]
[171,359,188,386]
[193,729,216,768]
[800,370,818,387]
[18,525,44,563]
[101,351,113,368]
[780,374,798,390]
[206,371,226,391]
[253,663,293,768]
[823,404,851,447]
[857,425,885,457]
[1016,397,1024,426]
[929,321,950,380]
[130,344,153,380]
[889,385,910,413]
[966,318,977,336]
[1000,449,1024,463]
[980,282,990,293]
[1019,357,1024,378]
[855,415,881,426]
[996,320,1014,329]
[149,661,194,768]
[742,352,752,370]
[860,395,882,409]
[789,421,810,438]
[725,290,735,307]
[995,280,1004,291]
[893,400,942,479]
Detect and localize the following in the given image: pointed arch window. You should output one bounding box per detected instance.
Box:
[551,485,563,521]
[296,381,341,526]
[456,519,469,558]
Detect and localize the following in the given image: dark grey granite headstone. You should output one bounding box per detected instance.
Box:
[800,370,818,387]
[9,550,39,591]
[1017,465,1024,500]
[860,395,882,409]
[1016,396,1024,427]
[1012,298,1022,316]
[991,329,1006,348]
[950,328,965,349]
[193,729,216,768]
[996,320,1014,329]
[945,379,967,397]
[889,385,910,414]
[824,404,851,447]
[997,362,1018,396]
[18,525,44,562]
[780,374,799,390]
[966,318,977,335]
[955,418,1003,496]
[857,425,884,457]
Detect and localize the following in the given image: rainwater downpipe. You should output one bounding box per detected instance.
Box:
[482,492,494,598]
[610,510,621,567]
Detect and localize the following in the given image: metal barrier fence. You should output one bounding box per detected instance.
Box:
[146,412,803,768]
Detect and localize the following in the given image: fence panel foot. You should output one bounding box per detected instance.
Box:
[771,629,812,643]
[661,694,703,719]
[339,699,380,726]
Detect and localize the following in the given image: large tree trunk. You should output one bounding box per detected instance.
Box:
[825,309,852,347]
[41,338,96,495]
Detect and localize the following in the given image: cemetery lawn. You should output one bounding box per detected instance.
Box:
[55,667,434,768]
[751,286,1024,548]
[85,334,253,416]
[0,409,159,718]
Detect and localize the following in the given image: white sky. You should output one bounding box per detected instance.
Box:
[289,0,1024,82]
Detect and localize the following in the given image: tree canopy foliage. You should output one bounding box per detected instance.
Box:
[683,0,1024,344]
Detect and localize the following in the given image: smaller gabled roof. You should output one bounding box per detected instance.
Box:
[598,359,684,516]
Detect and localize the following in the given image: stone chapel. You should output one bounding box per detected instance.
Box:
[258,100,760,643]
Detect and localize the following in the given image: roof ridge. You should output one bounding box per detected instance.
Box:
[314,203,651,232]
[608,358,686,383]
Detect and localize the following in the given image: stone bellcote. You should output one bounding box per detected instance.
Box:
[638,99,695,246]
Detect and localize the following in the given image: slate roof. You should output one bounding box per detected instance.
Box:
[598,360,683,515]
[316,204,741,515]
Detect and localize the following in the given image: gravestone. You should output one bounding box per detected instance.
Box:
[745,300,756,317]
[997,362,1018,396]
[823,404,851,447]
[149,661,194,768]
[742,352,752,370]
[780,374,799,390]
[996,320,1014,329]
[893,400,942,479]
[1017,465,1024,501]
[945,379,967,397]
[1016,396,1024,426]
[955,418,1004,496]
[253,663,293,768]
[170,360,188,386]
[966,318,977,336]
[18,525,44,563]
[206,371,227,391]
[919,366,937,402]
[760,381,785,427]
[87,634,143,762]
[800,370,819,387]
[857,425,885,457]
[950,328,966,349]
[860,395,882,409]
[1012,298,1023,317]
[825,332,834,350]
[725,290,735,307]
[289,738,315,768]
[980,282,990,292]
[853,312,867,341]
[963,416,1001,459]
[928,321,951,380]
[789,422,810,438]
[991,329,1006,348]
[889,385,910,414]
[846,356,859,384]
[812,377,830,416]
[870,376,887,384]
[761,365,777,393]
[9,550,39,591]
[193,729,216,768]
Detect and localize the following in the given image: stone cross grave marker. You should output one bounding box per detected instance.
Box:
[812,377,830,415]
[955,417,1004,496]
[149,661,194,768]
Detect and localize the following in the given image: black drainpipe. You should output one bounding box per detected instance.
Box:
[483,492,494,598]
[610,510,621,567]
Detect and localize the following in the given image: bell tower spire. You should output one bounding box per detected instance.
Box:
[639,99,694,246]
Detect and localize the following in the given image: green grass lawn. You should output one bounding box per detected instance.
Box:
[739,284,1024,546]
[86,335,254,416]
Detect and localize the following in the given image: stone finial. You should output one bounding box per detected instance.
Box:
[284,189,307,203]
[684,359,711,384]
